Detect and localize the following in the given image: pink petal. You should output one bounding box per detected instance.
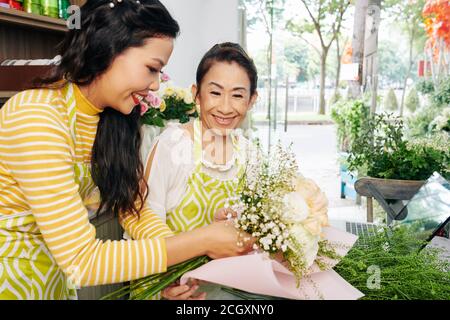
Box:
[140,103,149,116]
[161,73,171,82]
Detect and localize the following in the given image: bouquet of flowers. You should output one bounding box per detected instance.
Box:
[228,141,336,284]
[103,142,345,300]
[137,73,199,127]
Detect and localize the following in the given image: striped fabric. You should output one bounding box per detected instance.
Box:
[0,83,173,299]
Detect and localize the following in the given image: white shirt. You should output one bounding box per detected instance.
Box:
[145,122,249,222]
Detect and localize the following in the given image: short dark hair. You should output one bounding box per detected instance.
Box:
[196,42,258,97]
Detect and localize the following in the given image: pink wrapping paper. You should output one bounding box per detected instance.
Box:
[181,226,364,300]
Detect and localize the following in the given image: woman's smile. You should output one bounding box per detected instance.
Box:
[212,114,237,126]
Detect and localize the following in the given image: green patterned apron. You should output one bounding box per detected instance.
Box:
[133,119,245,300]
[166,118,243,233]
[167,118,245,300]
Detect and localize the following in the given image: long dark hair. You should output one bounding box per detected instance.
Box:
[37,0,179,219]
[196,42,258,98]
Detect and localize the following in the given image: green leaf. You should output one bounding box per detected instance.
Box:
[153,117,165,128]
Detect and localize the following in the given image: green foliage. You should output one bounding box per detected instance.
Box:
[328,91,342,107]
[141,108,166,127]
[406,105,441,138]
[380,0,426,95]
[434,76,450,107]
[405,88,420,113]
[161,95,198,124]
[330,99,370,152]
[286,0,351,47]
[284,40,311,82]
[378,40,408,86]
[102,256,210,300]
[334,226,450,300]
[429,107,450,133]
[243,0,286,31]
[382,0,427,51]
[383,89,399,111]
[347,113,405,178]
[141,96,198,127]
[406,134,450,180]
[347,113,450,180]
[406,77,450,138]
[416,79,435,95]
[252,34,317,82]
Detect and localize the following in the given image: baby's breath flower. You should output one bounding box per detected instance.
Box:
[229,141,331,283]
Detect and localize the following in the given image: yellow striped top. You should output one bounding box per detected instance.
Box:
[0,84,173,287]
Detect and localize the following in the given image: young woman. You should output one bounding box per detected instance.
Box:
[0,1,252,300]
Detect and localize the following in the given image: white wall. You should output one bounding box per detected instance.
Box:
[161,0,240,88]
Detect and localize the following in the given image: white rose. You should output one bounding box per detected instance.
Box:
[176,88,186,100]
[282,192,310,223]
[164,87,175,96]
[289,224,319,268]
[183,91,194,104]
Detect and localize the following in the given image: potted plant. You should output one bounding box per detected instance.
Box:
[347,112,450,221]
[331,99,370,203]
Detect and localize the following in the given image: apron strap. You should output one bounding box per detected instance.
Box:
[193,118,203,167]
[61,82,92,185]
[61,82,78,157]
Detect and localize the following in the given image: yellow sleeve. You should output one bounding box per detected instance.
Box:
[0,94,169,286]
[120,204,174,240]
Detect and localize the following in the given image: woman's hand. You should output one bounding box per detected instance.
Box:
[203,221,254,259]
[162,279,206,300]
[214,207,237,221]
[165,219,255,266]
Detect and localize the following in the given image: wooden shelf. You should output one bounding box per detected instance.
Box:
[0,91,17,99]
[0,91,16,106]
[0,91,16,105]
[0,7,67,33]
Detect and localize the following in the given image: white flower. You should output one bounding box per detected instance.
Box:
[289,224,320,268]
[176,88,186,99]
[164,87,175,96]
[430,108,450,131]
[282,192,310,223]
[183,90,194,104]
[442,107,450,118]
